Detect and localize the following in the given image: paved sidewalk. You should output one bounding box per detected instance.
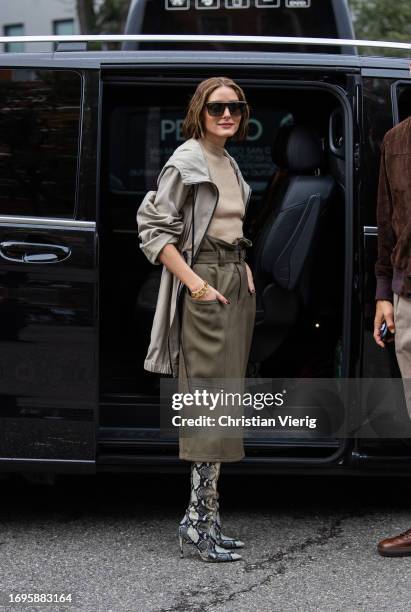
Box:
[0,473,410,611]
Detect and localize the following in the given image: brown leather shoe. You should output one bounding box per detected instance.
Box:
[378,528,411,557]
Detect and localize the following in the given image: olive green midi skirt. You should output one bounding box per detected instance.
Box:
[178,233,256,462]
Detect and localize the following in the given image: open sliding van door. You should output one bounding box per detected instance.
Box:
[0,65,100,472]
[97,54,361,468]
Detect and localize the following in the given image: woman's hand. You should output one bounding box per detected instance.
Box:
[158,245,230,303]
[245,262,256,294]
[196,284,229,304]
[190,279,229,304]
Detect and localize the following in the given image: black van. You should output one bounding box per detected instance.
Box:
[0,31,410,476]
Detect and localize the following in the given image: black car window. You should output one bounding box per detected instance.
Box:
[0,69,81,218]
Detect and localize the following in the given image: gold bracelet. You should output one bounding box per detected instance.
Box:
[190,280,209,299]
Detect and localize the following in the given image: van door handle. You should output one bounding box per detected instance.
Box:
[0,241,71,263]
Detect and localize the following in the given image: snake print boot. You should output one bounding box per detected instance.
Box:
[212,491,245,549]
[210,463,244,549]
[178,462,242,562]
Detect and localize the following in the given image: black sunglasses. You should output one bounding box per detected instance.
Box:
[204,101,248,117]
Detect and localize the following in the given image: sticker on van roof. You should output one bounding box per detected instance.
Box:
[255,1,281,7]
[165,0,312,8]
[166,0,189,8]
[285,0,311,7]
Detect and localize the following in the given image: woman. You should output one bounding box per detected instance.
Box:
[137,76,256,562]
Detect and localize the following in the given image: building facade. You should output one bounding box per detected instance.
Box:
[0,0,79,53]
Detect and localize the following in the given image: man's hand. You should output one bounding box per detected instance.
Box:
[373,299,395,348]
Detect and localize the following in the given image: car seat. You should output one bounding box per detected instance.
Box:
[249,123,336,365]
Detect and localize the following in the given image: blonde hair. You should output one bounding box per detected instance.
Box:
[181,76,249,142]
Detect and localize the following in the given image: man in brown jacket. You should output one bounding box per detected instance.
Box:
[374,114,411,556]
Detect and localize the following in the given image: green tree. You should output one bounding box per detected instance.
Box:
[348,0,411,56]
[77,0,131,36]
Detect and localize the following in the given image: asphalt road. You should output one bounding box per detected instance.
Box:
[1,471,411,612]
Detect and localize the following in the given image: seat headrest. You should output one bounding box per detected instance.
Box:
[272,124,324,174]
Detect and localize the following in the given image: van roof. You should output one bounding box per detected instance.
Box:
[0,36,409,72]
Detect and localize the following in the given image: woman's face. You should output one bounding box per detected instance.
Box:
[202,85,241,142]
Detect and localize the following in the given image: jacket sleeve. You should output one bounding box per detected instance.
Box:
[136,165,192,266]
[375,136,395,301]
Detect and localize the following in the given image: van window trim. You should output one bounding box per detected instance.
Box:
[391,80,411,125]
[75,69,86,219]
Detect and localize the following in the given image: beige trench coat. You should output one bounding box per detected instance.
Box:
[136,137,252,377]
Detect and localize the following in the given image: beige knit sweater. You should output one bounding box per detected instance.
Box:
[198,136,244,243]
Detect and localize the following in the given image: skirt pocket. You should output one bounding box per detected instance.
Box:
[185,286,220,305]
[181,291,225,378]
